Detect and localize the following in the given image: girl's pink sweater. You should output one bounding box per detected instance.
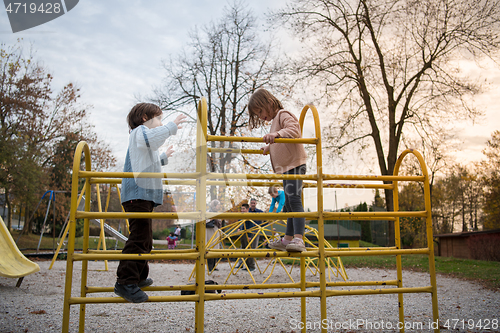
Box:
[268,110,307,174]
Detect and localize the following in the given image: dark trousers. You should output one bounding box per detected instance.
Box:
[207,258,216,271]
[283,164,306,237]
[116,200,154,285]
[240,233,260,269]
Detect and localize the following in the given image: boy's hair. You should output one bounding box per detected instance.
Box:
[241,203,249,209]
[268,185,279,195]
[127,103,162,130]
[248,88,283,129]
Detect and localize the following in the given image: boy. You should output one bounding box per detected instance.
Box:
[114,103,186,303]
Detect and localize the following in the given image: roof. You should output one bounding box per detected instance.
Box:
[434,229,500,238]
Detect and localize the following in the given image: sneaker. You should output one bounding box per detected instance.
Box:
[138,278,153,289]
[235,260,243,269]
[114,282,148,303]
[286,238,306,252]
[242,266,255,272]
[268,237,287,251]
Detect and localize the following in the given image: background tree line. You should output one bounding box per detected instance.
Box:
[397,130,500,247]
[0,42,115,236]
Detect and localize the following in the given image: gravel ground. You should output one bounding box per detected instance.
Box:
[0,259,499,333]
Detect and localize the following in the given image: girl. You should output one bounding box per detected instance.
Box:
[167,232,177,249]
[248,88,307,252]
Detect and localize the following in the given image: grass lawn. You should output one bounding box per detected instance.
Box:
[341,254,500,290]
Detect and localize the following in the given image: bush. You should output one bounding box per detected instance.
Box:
[153,228,172,240]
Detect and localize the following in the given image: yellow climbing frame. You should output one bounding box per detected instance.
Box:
[195,219,348,285]
[61,98,440,333]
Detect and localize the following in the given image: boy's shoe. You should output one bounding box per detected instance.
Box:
[268,237,287,251]
[114,282,148,303]
[138,278,153,289]
[242,266,255,272]
[286,238,306,252]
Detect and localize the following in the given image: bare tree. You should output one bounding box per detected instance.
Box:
[153,1,282,201]
[274,0,500,243]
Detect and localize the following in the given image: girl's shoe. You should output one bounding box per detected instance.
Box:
[286,238,306,252]
[268,237,287,251]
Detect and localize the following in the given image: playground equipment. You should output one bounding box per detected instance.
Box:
[14,190,63,253]
[61,98,440,333]
[0,216,40,287]
[49,185,128,270]
[199,219,348,285]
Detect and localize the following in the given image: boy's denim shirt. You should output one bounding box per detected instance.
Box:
[121,122,178,206]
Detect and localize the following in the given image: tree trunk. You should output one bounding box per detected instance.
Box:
[22,203,32,234]
[383,188,395,247]
[4,189,12,230]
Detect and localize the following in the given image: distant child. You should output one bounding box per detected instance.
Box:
[167,232,177,250]
[174,225,181,241]
[268,185,285,213]
[115,103,186,303]
[248,88,307,252]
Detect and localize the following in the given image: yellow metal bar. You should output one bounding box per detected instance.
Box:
[72,253,200,261]
[90,177,409,187]
[300,257,306,333]
[95,184,108,271]
[393,161,405,332]
[208,147,263,154]
[49,188,86,270]
[300,104,329,333]
[62,141,91,333]
[87,248,198,254]
[306,182,394,190]
[394,149,440,332]
[208,172,316,180]
[310,280,399,288]
[79,162,92,333]
[207,134,318,144]
[324,286,433,297]
[68,295,200,304]
[323,174,425,181]
[195,97,208,333]
[69,247,429,261]
[73,210,423,220]
[323,211,427,218]
[323,248,429,256]
[87,285,197,293]
[79,171,201,179]
[206,249,317,257]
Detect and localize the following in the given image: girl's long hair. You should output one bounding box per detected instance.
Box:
[248,88,283,129]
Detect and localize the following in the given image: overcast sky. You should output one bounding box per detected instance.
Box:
[1,0,499,210]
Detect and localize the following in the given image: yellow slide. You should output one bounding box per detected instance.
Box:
[0,216,40,287]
